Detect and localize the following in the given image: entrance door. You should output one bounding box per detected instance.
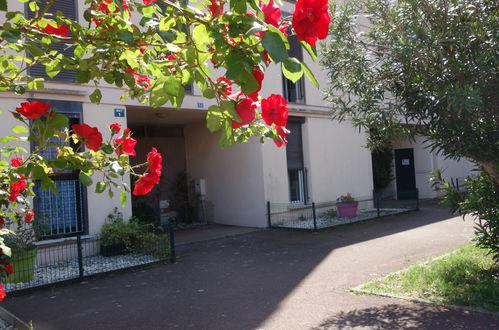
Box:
[394,148,417,200]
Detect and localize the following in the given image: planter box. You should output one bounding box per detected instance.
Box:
[5,248,37,284]
[100,243,126,257]
[336,202,358,218]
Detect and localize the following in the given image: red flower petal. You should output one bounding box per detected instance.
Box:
[72,124,103,152]
[232,98,256,129]
[261,94,288,127]
[15,101,51,119]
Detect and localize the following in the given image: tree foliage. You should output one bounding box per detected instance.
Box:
[321,0,498,182]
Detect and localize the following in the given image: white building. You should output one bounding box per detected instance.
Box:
[0,0,473,240]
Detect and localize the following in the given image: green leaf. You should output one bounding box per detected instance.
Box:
[0,136,14,143]
[170,87,185,108]
[220,100,240,121]
[101,143,114,155]
[230,0,247,14]
[110,162,125,175]
[202,88,215,99]
[282,57,303,83]
[164,77,182,97]
[11,125,28,134]
[79,172,93,186]
[48,113,69,129]
[192,25,210,47]
[238,69,258,95]
[0,0,6,11]
[262,32,288,63]
[218,118,234,148]
[150,80,168,107]
[95,181,107,194]
[45,60,62,78]
[89,89,102,103]
[74,45,85,59]
[300,41,317,61]
[27,78,44,90]
[206,105,224,132]
[27,44,44,57]
[302,62,319,88]
[120,191,127,208]
[1,30,20,43]
[1,245,11,257]
[117,30,134,45]
[76,70,91,83]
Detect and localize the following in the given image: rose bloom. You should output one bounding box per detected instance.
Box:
[72,124,103,152]
[0,284,6,301]
[261,94,288,127]
[9,177,27,202]
[25,210,35,223]
[143,0,157,5]
[248,69,264,100]
[10,157,23,168]
[133,172,160,195]
[292,0,330,47]
[232,98,256,129]
[136,75,151,89]
[5,264,13,275]
[114,136,137,156]
[216,77,233,99]
[38,22,70,37]
[147,147,163,175]
[273,126,289,147]
[262,0,281,28]
[15,101,51,119]
[110,123,121,134]
[208,0,223,17]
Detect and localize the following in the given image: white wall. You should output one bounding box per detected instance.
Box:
[184,122,267,227]
[304,117,374,203]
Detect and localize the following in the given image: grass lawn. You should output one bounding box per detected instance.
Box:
[355,243,499,312]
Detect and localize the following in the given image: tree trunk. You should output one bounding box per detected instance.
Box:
[481,161,499,185]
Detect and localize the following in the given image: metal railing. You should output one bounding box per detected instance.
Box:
[3,224,175,293]
[267,190,419,231]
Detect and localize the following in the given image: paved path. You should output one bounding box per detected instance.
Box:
[2,202,498,329]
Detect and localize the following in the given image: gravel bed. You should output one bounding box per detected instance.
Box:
[4,253,161,292]
[275,208,409,230]
[0,317,13,330]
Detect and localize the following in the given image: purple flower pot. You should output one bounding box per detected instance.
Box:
[336,202,358,218]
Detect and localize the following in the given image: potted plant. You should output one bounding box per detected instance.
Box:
[2,216,39,284]
[336,193,359,218]
[100,208,143,257]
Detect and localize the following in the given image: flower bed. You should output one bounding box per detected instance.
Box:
[275,208,408,230]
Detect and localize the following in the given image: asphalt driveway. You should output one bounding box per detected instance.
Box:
[2,201,498,329]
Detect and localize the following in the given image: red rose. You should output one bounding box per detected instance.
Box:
[10,157,23,167]
[25,210,35,223]
[0,284,6,301]
[136,75,151,89]
[143,0,156,4]
[110,123,121,134]
[273,125,289,147]
[232,98,256,129]
[133,172,160,195]
[72,123,103,152]
[114,136,137,156]
[292,0,330,47]
[37,22,70,37]
[262,0,281,28]
[15,101,51,119]
[208,0,223,17]
[9,177,27,202]
[261,94,288,127]
[5,264,13,275]
[216,77,233,99]
[147,147,163,175]
[248,68,264,100]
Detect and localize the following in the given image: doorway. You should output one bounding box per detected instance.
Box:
[394,148,417,200]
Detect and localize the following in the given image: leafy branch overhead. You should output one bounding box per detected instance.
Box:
[0,0,329,147]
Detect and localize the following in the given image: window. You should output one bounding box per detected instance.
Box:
[26,0,77,82]
[286,118,307,203]
[282,35,305,103]
[33,101,87,238]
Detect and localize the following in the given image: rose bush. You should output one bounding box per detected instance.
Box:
[0,0,330,299]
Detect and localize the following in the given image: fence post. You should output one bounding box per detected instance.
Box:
[374,193,381,218]
[416,188,420,211]
[77,235,84,280]
[168,222,176,263]
[312,202,317,231]
[267,201,272,228]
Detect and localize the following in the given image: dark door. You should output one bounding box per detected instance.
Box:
[394,148,417,200]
